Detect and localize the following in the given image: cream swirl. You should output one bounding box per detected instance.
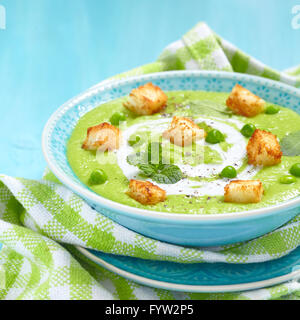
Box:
[115,117,260,196]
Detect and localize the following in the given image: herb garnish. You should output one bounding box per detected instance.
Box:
[280,131,300,156]
[138,163,183,184]
[188,100,233,117]
[127,152,147,166]
[127,142,183,184]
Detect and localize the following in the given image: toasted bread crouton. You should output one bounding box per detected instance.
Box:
[247,129,282,166]
[127,180,166,205]
[123,82,167,115]
[226,84,266,117]
[82,122,121,151]
[162,116,206,147]
[224,180,264,204]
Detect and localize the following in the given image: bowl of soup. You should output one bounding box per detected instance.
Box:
[42,71,300,246]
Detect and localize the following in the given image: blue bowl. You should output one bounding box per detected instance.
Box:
[42,71,300,246]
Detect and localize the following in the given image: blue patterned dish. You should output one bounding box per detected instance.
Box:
[77,246,300,293]
[42,71,300,246]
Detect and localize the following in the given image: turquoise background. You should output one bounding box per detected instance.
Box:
[0,0,299,179]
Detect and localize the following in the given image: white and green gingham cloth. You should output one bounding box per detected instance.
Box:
[0,22,300,300]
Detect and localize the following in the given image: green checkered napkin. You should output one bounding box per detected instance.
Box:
[0,22,300,300]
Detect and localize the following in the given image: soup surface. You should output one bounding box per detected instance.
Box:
[67,91,300,214]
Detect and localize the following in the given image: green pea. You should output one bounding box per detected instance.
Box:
[110,112,126,126]
[220,166,237,179]
[88,169,108,185]
[290,163,300,177]
[205,129,225,144]
[279,175,297,185]
[128,135,141,146]
[265,105,280,115]
[241,124,256,138]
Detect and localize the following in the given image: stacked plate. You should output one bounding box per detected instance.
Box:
[76,246,300,293]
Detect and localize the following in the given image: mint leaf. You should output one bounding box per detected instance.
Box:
[280,131,300,156]
[128,142,183,184]
[127,152,147,166]
[153,164,183,184]
[138,163,183,184]
[127,142,163,166]
[138,163,157,176]
[188,100,232,117]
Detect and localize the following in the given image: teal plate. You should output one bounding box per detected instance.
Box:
[77,246,300,293]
